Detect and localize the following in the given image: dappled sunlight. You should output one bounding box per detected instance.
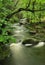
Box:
[34,42,45,47]
[9,43,29,65]
[10,43,22,52]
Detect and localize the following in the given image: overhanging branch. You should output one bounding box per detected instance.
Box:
[5,8,45,21]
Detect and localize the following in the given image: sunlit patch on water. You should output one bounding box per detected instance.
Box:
[10,42,26,62]
[34,42,45,47]
[10,42,22,48]
[15,30,24,33]
[10,42,23,53]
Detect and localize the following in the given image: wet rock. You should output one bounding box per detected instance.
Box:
[29,31,36,35]
[22,39,39,47]
[19,22,24,25]
[19,18,28,25]
[35,26,42,29]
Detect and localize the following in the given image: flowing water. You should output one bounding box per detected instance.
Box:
[1,22,45,65]
[13,23,30,42]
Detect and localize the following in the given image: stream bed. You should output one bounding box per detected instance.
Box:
[0,22,45,65]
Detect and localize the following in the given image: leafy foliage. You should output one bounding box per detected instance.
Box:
[0,0,16,60]
[0,0,45,60]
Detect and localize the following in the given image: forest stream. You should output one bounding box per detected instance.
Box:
[1,20,45,65]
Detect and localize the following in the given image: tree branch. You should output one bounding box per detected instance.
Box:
[14,0,19,9]
[5,8,45,21]
[26,0,31,9]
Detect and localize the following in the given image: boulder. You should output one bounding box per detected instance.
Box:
[22,39,39,47]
